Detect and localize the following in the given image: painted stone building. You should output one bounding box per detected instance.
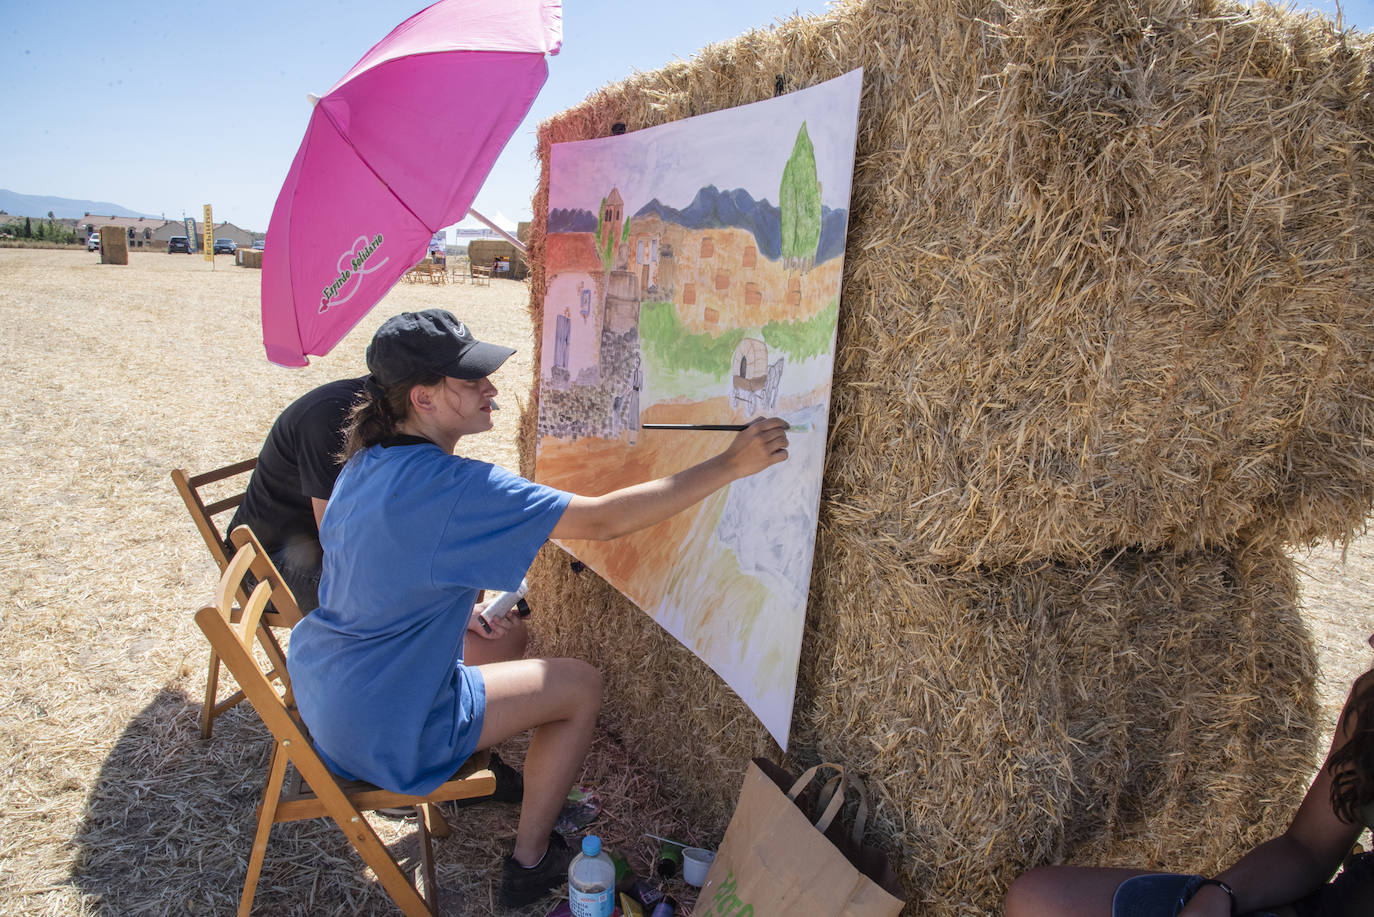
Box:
[542,232,608,389]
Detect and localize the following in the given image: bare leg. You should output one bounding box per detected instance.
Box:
[464,617,528,666]
[1005,866,1150,917]
[474,657,602,866]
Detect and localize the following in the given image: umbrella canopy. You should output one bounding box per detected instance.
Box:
[261,0,561,367]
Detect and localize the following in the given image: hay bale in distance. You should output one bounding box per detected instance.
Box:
[469,238,528,280]
[99,226,128,265]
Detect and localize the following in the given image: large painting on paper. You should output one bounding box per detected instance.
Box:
[534,70,863,746]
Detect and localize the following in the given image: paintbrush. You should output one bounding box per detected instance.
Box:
[640,421,810,432]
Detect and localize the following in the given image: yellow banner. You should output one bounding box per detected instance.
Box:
[202,204,214,261]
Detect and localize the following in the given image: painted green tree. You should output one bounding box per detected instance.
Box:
[779,122,821,269]
[594,196,609,270]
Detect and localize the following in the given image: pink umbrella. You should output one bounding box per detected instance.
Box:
[261,0,561,367]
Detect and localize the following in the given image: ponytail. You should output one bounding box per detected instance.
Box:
[339,374,441,462]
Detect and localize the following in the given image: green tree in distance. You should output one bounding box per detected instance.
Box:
[779,122,821,270]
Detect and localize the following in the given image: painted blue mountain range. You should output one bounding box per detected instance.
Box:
[548,185,849,265]
[547,208,599,233]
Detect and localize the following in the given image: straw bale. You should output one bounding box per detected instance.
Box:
[516,1,1353,911]
[99,226,127,265]
[528,0,1374,569]
[524,520,1317,914]
[468,239,528,280]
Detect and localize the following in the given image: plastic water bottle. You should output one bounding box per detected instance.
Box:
[568,835,616,917]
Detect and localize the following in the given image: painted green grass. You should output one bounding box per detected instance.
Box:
[640,301,745,379]
[640,296,841,391]
[761,297,838,362]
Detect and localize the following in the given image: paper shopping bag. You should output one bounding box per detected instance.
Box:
[696,758,905,917]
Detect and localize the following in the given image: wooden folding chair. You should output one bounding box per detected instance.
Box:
[171,461,303,738]
[196,541,496,916]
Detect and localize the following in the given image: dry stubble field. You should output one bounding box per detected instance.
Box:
[0,248,1370,915]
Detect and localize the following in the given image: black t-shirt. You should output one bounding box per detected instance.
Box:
[229,376,367,554]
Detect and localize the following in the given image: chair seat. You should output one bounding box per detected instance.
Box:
[274,752,496,823]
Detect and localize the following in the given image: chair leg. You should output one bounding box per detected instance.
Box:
[239,742,289,917]
[201,648,223,739]
[420,802,451,839]
[415,806,439,915]
[332,809,434,917]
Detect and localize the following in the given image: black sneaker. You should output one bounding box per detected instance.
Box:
[450,750,524,808]
[497,831,574,909]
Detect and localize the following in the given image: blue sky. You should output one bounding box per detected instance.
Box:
[2,1,1368,236]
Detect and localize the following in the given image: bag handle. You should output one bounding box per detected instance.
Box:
[786,762,871,844]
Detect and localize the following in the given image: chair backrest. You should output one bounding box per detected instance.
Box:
[195,545,339,800]
[198,544,347,784]
[229,525,304,628]
[171,459,257,572]
[173,461,302,630]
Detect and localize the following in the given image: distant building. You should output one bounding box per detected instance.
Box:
[82,214,258,249]
[81,214,166,248]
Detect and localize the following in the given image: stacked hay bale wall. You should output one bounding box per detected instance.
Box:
[527,534,1317,910]
[519,0,1373,912]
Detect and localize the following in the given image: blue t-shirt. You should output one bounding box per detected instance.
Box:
[286,438,571,795]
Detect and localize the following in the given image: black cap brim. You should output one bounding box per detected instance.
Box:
[437,340,516,380]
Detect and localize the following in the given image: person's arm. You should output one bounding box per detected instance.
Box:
[312,497,328,529]
[550,418,789,542]
[1179,675,1369,916]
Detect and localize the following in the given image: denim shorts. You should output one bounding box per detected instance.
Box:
[1113,853,1374,917]
[1111,874,1278,917]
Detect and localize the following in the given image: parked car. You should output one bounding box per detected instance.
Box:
[252,238,265,250]
[213,238,237,254]
[168,236,192,254]
[87,234,100,252]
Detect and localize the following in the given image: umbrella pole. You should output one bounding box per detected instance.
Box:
[466,208,525,253]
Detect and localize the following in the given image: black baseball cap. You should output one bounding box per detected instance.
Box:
[366,309,515,386]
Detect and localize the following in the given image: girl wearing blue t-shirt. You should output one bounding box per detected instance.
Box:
[286,309,790,908]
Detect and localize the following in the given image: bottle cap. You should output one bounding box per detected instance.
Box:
[582,835,602,857]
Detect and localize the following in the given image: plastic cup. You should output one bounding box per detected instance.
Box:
[681,847,715,887]
[655,841,683,878]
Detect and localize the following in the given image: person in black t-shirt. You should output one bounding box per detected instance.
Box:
[227,376,367,612]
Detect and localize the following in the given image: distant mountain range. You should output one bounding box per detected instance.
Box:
[0,189,156,221]
[547,185,849,264]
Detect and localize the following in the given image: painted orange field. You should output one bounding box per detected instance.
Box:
[535,396,741,608]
